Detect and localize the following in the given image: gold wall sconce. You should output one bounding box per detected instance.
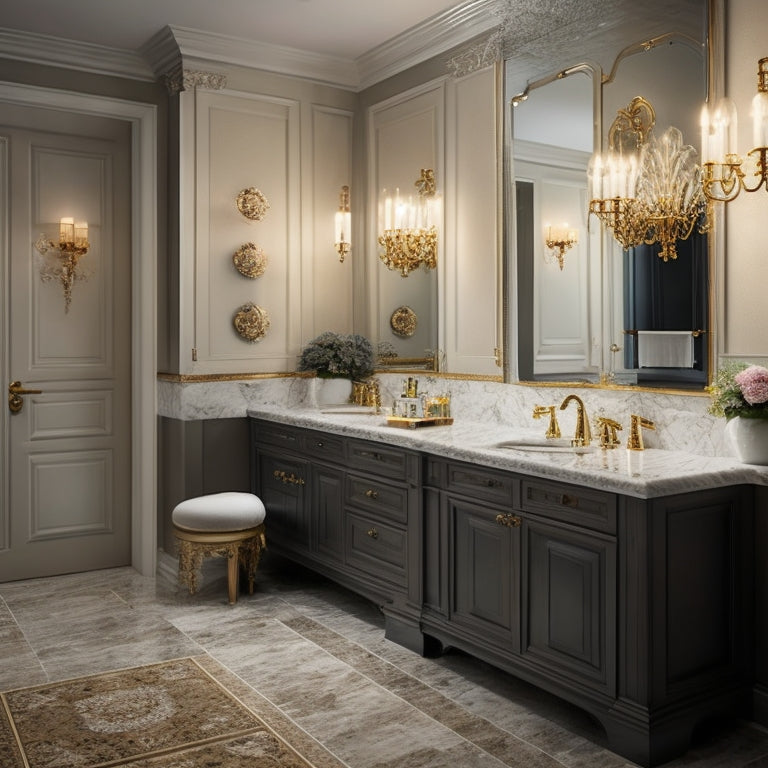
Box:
[33,217,90,312]
[334,185,351,262]
[588,97,708,262]
[701,57,768,202]
[378,169,440,277]
[543,223,578,270]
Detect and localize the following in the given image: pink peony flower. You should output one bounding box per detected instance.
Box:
[734,365,768,405]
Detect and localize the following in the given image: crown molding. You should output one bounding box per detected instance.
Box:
[356,0,501,89]
[153,25,360,90]
[0,0,503,90]
[0,26,156,81]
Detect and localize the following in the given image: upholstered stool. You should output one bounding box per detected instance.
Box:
[172,492,266,604]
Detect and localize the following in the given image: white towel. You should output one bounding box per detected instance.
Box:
[637,331,694,368]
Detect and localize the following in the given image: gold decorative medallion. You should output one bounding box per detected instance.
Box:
[236,187,270,221]
[233,302,270,342]
[390,306,418,338]
[233,242,267,278]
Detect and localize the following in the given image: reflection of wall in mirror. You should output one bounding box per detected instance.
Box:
[512,72,599,380]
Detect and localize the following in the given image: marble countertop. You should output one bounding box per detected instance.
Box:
[247,405,768,499]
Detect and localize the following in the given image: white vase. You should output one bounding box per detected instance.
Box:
[314,377,353,407]
[725,416,768,465]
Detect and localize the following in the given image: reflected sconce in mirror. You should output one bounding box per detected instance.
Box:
[334,185,351,262]
[378,169,440,277]
[33,217,90,313]
[701,57,768,202]
[543,224,578,270]
[588,97,709,262]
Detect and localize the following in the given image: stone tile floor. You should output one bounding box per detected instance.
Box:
[1,554,767,767]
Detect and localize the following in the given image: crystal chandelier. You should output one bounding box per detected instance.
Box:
[378,169,440,277]
[588,98,709,262]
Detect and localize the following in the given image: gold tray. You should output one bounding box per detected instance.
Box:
[386,416,454,429]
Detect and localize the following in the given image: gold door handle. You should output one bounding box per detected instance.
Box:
[8,381,42,414]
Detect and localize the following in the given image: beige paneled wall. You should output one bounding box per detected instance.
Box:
[173,71,356,375]
[724,0,768,359]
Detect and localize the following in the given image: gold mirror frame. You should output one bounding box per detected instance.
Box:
[506,7,717,395]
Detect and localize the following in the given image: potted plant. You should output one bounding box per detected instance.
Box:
[298,332,375,405]
[708,360,768,464]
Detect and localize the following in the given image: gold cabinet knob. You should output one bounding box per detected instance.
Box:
[367,528,379,539]
[365,489,379,499]
[495,513,521,528]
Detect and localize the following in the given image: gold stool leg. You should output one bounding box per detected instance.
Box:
[226,542,240,605]
[177,538,203,594]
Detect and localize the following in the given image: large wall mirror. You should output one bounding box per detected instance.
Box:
[505,0,712,390]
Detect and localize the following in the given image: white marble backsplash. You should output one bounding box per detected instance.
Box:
[158,373,729,458]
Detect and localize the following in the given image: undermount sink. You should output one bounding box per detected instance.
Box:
[493,437,596,455]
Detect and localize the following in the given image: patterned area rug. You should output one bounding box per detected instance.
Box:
[0,657,341,768]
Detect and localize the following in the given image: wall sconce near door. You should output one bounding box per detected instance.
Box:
[378,169,440,277]
[701,57,768,203]
[33,217,90,313]
[543,223,578,270]
[588,97,709,262]
[334,185,351,262]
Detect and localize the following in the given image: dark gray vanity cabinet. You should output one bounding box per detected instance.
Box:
[251,417,755,767]
[250,419,423,648]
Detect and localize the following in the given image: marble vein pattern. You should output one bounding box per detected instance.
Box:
[2,561,768,768]
[246,404,768,499]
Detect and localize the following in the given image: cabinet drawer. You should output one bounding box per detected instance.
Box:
[346,474,408,524]
[442,460,516,506]
[345,511,407,586]
[346,439,417,483]
[303,429,345,463]
[520,478,616,534]
[253,420,304,452]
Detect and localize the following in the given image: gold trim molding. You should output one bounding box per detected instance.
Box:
[157,371,314,383]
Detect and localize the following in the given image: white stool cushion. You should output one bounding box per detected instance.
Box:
[172,492,266,532]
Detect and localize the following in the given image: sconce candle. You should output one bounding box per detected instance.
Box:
[333,185,351,262]
[34,215,91,312]
[377,169,440,277]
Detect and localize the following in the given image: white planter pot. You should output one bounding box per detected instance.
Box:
[314,377,353,407]
[725,416,768,465]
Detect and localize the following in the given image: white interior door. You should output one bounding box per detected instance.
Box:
[0,104,132,581]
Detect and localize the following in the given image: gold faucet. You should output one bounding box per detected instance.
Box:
[627,414,655,451]
[596,417,623,449]
[559,394,591,447]
[532,405,561,438]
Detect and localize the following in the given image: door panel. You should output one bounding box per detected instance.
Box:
[1,106,131,581]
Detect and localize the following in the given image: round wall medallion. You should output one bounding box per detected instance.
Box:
[236,187,270,221]
[233,242,267,278]
[233,302,270,342]
[390,306,417,338]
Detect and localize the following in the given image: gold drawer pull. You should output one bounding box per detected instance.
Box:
[273,469,305,486]
[560,494,578,508]
[495,513,521,528]
[367,528,379,539]
[365,489,379,500]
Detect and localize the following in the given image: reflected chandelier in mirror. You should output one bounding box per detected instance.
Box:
[588,97,710,262]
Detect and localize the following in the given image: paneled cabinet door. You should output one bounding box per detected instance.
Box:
[450,496,521,650]
[522,517,616,694]
[311,464,344,564]
[256,450,309,551]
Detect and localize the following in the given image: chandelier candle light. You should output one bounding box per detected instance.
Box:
[544,223,578,270]
[701,57,768,202]
[33,217,90,312]
[378,169,440,277]
[588,97,708,262]
[334,185,351,262]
